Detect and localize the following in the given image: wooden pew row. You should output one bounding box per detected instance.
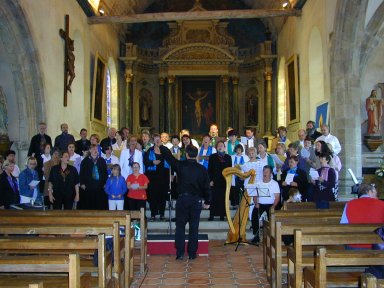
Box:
[0,222,134,288]
[267,218,345,288]
[263,209,343,279]
[0,254,80,288]
[282,201,346,211]
[361,273,384,288]
[29,284,44,288]
[0,234,112,288]
[288,230,384,288]
[304,248,384,288]
[0,208,147,275]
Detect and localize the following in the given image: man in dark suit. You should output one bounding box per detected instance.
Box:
[27,122,52,157]
[100,127,117,149]
[54,123,75,152]
[75,128,91,156]
[160,143,211,260]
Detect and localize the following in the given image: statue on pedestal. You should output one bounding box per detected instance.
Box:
[364,89,384,152]
[366,90,383,135]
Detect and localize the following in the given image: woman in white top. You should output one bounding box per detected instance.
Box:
[67,142,81,172]
[102,145,120,177]
[230,144,249,208]
[120,136,144,180]
[197,135,217,170]
[112,130,127,160]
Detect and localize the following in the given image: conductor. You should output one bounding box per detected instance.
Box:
[160,143,211,260]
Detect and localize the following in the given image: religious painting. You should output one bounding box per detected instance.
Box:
[315,100,329,128]
[180,78,218,135]
[245,87,259,126]
[139,88,153,127]
[286,54,300,124]
[91,53,107,124]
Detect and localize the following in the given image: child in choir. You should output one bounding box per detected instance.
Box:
[105,164,127,211]
[102,145,119,176]
[126,162,150,211]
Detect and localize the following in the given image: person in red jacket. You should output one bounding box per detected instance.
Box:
[340,183,384,224]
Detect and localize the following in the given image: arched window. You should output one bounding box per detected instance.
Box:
[106,68,111,127]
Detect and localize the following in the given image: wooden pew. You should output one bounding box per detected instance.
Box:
[0,208,147,275]
[0,221,133,288]
[288,230,384,288]
[29,284,44,288]
[0,254,80,288]
[282,201,346,211]
[303,248,384,288]
[263,208,343,284]
[361,273,384,288]
[0,234,112,288]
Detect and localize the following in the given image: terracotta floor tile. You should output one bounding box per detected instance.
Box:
[186,272,209,279]
[161,278,186,285]
[210,272,233,278]
[210,278,237,285]
[142,278,162,285]
[186,278,210,285]
[162,272,186,278]
[234,271,258,279]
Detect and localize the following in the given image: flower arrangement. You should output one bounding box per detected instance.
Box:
[375,158,384,179]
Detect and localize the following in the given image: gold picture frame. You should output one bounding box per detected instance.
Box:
[178,77,220,137]
[286,54,300,124]
[91,52,107,125]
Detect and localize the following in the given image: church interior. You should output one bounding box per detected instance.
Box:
[0,0,384,286]
[1,0,383,196]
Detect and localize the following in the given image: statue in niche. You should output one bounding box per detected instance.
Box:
[139,88,152,127]
[246,88,258,125]
[365,89,384,135]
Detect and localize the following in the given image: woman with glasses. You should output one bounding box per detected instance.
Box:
[126,162,149,211]
[0,160,20,209]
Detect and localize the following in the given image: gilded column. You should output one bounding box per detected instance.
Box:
[264,71,273,136]
[232,77,239,132]
[159,77,165,133]
[167,76,176,134]
[221,75,230,133]
[125,72,133,130]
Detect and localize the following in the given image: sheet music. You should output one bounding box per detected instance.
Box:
[285,173,295,185]
[300,147,310,159]
[240,136,248,145]
[29,180,40,187]
[309,168,319,180]
[248,139,254,148]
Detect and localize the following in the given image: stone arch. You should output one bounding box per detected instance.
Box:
[0,1,44,149]
[107,57,119,129]
[308,26,325,121]
[277,57,286,126]
[330,0,384,187]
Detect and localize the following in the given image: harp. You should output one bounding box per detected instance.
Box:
[222,167,256,243]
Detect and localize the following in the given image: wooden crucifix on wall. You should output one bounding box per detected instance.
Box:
[59,14,75,107]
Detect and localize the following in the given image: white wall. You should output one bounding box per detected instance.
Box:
[277,0,337,134]
[18,0,120,139]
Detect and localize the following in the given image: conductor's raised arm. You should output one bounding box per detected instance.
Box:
[159,145,180,173]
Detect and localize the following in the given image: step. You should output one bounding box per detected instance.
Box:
[147,219,256,240]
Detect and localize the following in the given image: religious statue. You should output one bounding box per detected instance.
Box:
[187,88,209,128]
[246,88,258,125]
[59,15,75,100]
[139,88,152,127]
[366,89,384,135]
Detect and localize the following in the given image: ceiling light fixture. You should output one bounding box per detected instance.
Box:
[99,8,105,16]
[282,1,289,8]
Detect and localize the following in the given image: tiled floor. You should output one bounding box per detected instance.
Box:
[132,240,270,287]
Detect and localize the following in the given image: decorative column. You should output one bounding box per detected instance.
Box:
[232,77,239,132]
[159,77,165,133]
[125,71,134,130]
[221,75,230,133]
[264,70,273,136]
[166,76,176,134]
